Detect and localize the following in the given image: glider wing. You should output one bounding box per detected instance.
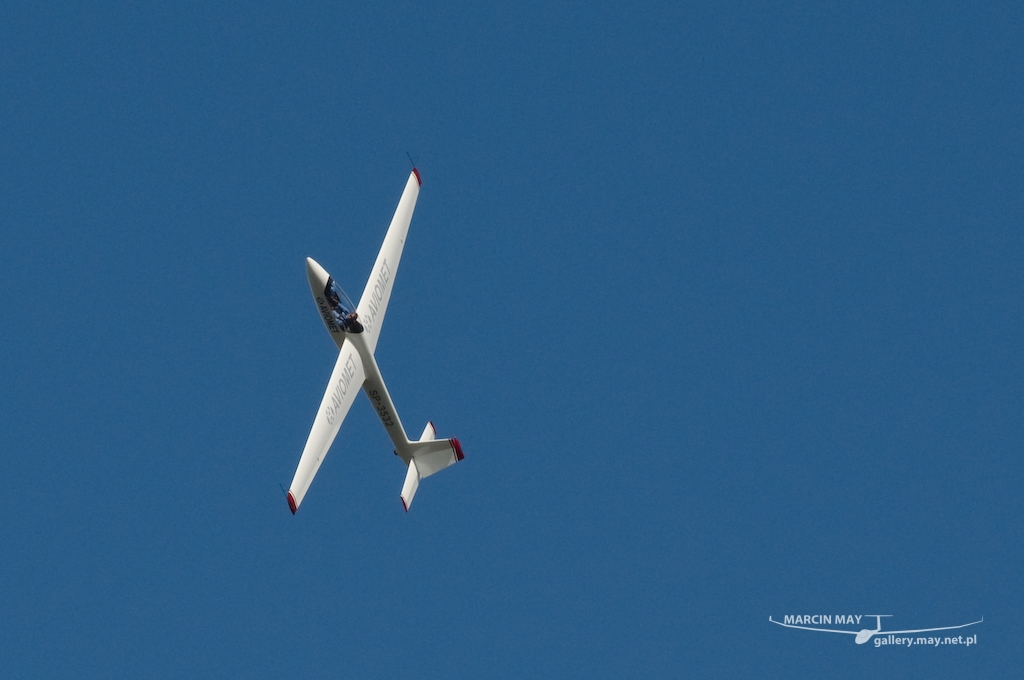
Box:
[287,342,366,512]
[767,618,857,635]
[886,618,984,635]
[355,169,421,354]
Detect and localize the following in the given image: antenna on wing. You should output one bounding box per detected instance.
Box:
[406,151,418,168]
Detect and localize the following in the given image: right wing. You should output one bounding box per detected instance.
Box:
[887,618,984,635]
[287,341,366,512]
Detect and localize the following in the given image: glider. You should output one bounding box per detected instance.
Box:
[768,614,983,644]
[286,168,464,514]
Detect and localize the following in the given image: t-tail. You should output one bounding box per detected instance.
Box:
[401,422,464,511]
[345,327,465,512]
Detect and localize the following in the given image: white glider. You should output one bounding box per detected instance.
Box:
[286,168,464,514]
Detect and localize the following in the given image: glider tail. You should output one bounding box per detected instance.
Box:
[400,422,464,512]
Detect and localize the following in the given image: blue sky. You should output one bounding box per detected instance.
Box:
[2,2,1021,677]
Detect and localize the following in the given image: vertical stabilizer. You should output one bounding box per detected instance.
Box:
[400,459,420,512]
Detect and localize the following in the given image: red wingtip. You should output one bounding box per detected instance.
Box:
[401,495,409,512]
[412,167,422,186]
[451,437,464,461]
[287,491,297,515]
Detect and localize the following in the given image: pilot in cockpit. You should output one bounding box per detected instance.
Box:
[325,279,364,333]
[342,310,363,333]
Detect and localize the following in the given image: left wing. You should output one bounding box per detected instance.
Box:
[768,618,857,635]
[355,169,421,354]
[287,342,366,513]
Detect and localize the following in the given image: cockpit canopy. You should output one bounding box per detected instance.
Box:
[324,277,364,333]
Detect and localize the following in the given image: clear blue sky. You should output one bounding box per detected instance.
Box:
[2,2,1021,677]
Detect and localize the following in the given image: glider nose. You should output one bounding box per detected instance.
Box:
[306,257,330,294]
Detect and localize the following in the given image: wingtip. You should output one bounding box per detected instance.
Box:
[400,495,409,512]
[412,167,422,186]
[451,437,464,461]
[287,491,297,515]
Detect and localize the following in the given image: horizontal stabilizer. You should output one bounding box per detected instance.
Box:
[411,438,464,477]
